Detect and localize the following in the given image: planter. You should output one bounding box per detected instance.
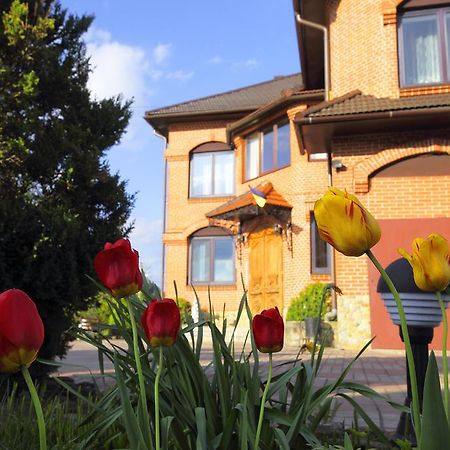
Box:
[381,292,450,327]
[304,316,320,339]
[285,321,304,346]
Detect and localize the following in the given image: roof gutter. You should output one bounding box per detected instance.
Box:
[295,13,329,102]
[227,91,324,143]
[295,106,450,125]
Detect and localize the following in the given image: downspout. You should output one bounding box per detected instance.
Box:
[153,129,168,296]
[295,13,337,318]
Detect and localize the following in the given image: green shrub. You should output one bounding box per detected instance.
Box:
[176,297,192,322]
[286,283,331,321]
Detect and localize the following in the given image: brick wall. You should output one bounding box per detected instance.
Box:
[326,0,399,98]
[161,1,450,347]
[331,131,450,348]
[163,111,333,318]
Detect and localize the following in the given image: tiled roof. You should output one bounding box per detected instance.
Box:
[206,182,292,218]
[146,74,303,117]
[302,90,450,118]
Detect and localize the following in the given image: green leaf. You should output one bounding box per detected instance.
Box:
[273,428,290,450]
[195,407,208,450]
[113,355,147,450]
[419,351,450,450]
[336,393,391,447]
[344,432,354,450]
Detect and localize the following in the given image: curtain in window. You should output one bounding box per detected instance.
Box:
[191,239,210,282]
[403,15,441,85]
[214,152,234,195]
[213,238,233,282]
[246,135,259,179]
[277,123,290,168]
[191,154,212,196]
[262,129,274,173]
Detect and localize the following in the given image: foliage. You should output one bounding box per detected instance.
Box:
[286,283,331,321]
[0,383,125,449]
[55,274,405,450]
[175,297,191,322]
[0,0,134,374]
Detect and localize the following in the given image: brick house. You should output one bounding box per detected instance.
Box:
[145,0,450,349]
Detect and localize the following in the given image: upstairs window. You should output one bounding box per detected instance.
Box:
[189,227,235,284]
[189,142,234,197]
[398,7,450,87]
[245,120,290,180]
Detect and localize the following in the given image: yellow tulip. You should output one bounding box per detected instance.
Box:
[398,234,450,292]
[314,187,381,257]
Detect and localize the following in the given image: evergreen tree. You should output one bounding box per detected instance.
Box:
[0,0,134,374]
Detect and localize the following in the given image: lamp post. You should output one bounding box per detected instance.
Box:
[377,258,449,443]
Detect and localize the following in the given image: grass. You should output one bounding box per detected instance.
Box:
[0,382,126,450]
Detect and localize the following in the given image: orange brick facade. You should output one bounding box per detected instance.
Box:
[160,1,450,348]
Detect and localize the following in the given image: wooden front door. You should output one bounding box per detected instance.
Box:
[248,226,283,313]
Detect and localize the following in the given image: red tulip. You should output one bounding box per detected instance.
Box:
[0,289,44,373]
[252,307,284,353]
[141,299,181,348]
[94,238,143,298]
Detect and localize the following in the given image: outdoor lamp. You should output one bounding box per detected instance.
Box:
[377,258,450,443]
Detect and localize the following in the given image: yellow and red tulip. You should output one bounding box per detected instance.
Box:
[252,307,284,353]
[399,233,450,292]
[141,298,181,348]
[94,238,143,298]
[314,187,381,257]
[0,289,44,373]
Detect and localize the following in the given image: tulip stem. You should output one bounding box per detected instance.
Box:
[254,353,272,450]
[366,249,421,443]
[126,298,150,446]
[155,346,164,450]
[21,365,47,450]
[437,291,449,421]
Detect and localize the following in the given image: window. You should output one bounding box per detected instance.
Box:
[189,143,234,197]
[311,213,331,274]
[398,7,450,87]
[245,120,290,180]
[189,227,235,284]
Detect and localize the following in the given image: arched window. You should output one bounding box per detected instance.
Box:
[189,227,235,284]
[189,142,234,197]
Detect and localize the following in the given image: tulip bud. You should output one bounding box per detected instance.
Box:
[314,187,381,257]
[252,307,284,353]
[0,289,44,373]
[94,238,143,298]
[141,299,181,348]
[399,233,450,292]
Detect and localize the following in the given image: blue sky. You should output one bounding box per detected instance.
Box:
[59,0,301,286]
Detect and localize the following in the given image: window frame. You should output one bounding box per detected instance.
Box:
[188,230,235,285]
[244,119,291,181]
[189,145,235,198]
[310,213,331,275]
[398,6,450,88]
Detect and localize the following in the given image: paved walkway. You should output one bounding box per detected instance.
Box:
[57,339,425,434]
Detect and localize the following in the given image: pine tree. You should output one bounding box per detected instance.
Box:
[0,0,134,374]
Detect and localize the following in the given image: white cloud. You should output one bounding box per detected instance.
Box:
[208,55,223,65]
[129,217,162,248]
[86,39,150,100]
[166,70,194,82]
[232,58,260,71]
[83,28,194,154]
[128,217,163,285]
[153,43,172,65]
